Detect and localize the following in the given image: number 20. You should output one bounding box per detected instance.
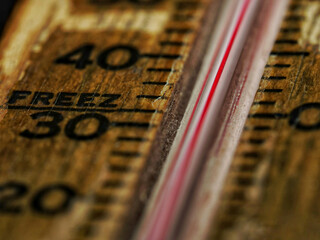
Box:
[0,182,77,215]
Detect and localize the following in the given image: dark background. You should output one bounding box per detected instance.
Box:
[0,0,18,36]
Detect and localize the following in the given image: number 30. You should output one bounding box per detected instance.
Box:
[20,111,109,140]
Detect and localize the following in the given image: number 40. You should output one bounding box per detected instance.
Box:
[55,44,140,70]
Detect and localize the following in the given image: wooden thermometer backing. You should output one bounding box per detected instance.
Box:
[209,0,320,239]
[0,0,218,239]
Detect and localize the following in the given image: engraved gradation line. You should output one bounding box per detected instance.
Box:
[140,53,182,59]
[159,41,186,46]
[270,51,309,56]
[117,137,147,142]
[142,81,172,85]
[3,105,163,114]
[265,64,291,68]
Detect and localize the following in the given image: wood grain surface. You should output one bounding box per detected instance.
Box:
[0,0,219,239]
[209,0,320,239]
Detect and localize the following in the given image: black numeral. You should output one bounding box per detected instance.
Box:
[0,182,28,213]
[20,111,63,139]
[0,182,77,215]
[97,45,139,70]
[65,113,109,140]
[31,184,77,215]
[55,44,140,71]
[55,44,94,69]
[21,112,110,140]
[289,103,320,131]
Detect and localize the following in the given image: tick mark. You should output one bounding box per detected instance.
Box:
[137,95,167,99]
[228,190,246,201]
[143,81,172,86]
[171,14,194,21]
[261,76,286,80]
[159,41,186,46]
[5,105,161,114]
[253,101,276,105]
[165,28,194,34]
[280,28,300,33]
[94,194,118,204]
[270,51,309,56]
[147,68,176,72]
[111,151,142,158]
[141,53,182,59]
[248,113,288,119]
[246,139,266,144]
[275,39,298,44]
[175,2,202,9]
[285,15,305,21]
[289,4,305,11]
[242,152,260,158]
[109,164,132,173]
[235,164,257,172]
[244,126,272,131]
[103,179,125,188]
[111,122,154,128]
[88,209,110,221]
[265,64,291,68]
[258,89,283,93]
[117,137,147,142]
[234,176,253,186]
[77,224,96,237]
